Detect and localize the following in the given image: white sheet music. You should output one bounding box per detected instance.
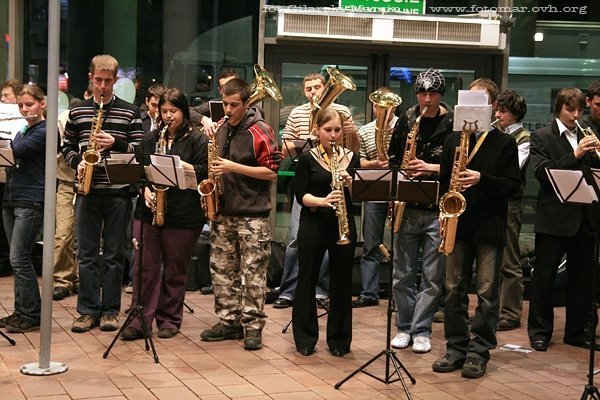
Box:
[546,168,598,204]
[107,153,137,164]
[0,104,25,139]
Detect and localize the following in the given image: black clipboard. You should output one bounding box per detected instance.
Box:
[546,167,600,205]
[352,168,439,205]
[209,100,224,122]
[104,153,145,184]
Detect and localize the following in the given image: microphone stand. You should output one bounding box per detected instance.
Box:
[103,177,159,363]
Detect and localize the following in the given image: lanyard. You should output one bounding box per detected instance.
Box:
[467,130,489,165]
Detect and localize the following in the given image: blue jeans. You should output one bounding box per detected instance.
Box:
[3,205,43,322]
[392,207,443,338]
[75,194,129,317]
[358,202,388,300]
[279,197,329,301]
[444,241,502,361]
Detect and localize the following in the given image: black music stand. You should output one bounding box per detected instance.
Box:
[103,157,159,363]
[0,140,16,345]
[335,167,438,399]
[546,167,600,400]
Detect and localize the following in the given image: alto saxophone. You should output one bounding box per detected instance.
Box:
[78,94,104,195]
[388,106,428,233]
[152,123,169,226]
[198,115,229,220]
[438,121,474,256]
[330,142,351,245]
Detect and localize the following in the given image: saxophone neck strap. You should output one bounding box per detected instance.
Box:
[466,130,489,165]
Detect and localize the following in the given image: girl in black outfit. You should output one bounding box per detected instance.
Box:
[121,88,208,340]
[292,108,360,357]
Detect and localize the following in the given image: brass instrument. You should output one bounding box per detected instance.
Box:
[78,94,104,195]
[309,67,356,133]
[576,120,600,158]
[247,64,282,107]
[152,123,169,226]
[370,90,402,161]
[438,121,475,256]
[198,115,229,220]
[330,142,351,245]
[388,106,428,233]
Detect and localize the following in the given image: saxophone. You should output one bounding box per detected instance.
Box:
[198,115,229,220]
[438,121,474,256]
[78,94,103,195]
[330,142,350,245]
[152,123,169,226]
[388,106,428,233]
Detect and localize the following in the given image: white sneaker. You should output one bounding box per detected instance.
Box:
[391,332,411,349]
[412,336,431,353]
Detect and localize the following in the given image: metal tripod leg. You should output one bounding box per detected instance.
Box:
[0,329,16,345]
[103,305,159,363]
[281,299,329,334]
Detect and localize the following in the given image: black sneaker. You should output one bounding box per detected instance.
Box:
[461,356,487,379]
[0,313,17,328]
[200,322,244,341]
[244,329,263,350]
[432,352,466,373]
[5,316,40,333]
[352,296,379,308]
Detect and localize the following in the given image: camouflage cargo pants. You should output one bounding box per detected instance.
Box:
[210,216,271,331]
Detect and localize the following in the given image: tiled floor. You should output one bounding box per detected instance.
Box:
[0,276,595,400]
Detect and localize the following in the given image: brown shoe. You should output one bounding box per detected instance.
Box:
[120,327,144,341]
[99,314,120,331]
[497,319,520,331]
[158,328,179,338]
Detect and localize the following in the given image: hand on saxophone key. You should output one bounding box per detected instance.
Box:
[93,130,115,152]
[406,158,432,177]
[457,169,481,189]
[324,190,343,208]
[143,188,155,209]
[212,157,237,176]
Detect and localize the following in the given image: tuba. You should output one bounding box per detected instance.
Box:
[388,106,428,233]
[247,64,282,107]
[78,93,103,195]
[576,120,600,158]
[330,142,351,245]
[370,90,402,161]
[438,121,475,256]
[198,115,229,220]
[152,123,169,226]
[309,67,356,133]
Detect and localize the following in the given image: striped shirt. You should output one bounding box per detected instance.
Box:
[358,116,398,160]
[282,102,353,140]
[62,96,143,191]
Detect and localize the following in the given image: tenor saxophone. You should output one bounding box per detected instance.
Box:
[152,123,169,226]
[198,115,229,220]
[78,94,104,195]
[330,142,351,245]
[388,106,428,233]
[438,121,473,256]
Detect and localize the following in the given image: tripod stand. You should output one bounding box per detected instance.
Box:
[0,329,16,346]
[281,298,329,334]
[335,168,437,396]
[582,231,600,400]
[102,171,159,363]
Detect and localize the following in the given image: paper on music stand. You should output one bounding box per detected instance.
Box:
[0,103,25,139]
[0,139,15,167]
[107,153,138,164]
[453,90,493,132]
[353,169,439,205]
[147,154,197,190]
[546,168,598,204]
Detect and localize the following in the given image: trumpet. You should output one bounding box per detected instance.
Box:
[575,120,600,158]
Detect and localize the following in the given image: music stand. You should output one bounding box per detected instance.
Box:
[335,167,438,399]
[0,140,16,345]
[103,156,159,363]
[546,167,600,400]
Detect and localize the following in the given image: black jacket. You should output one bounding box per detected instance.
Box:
[439,128,520,246]
[530,120,600,236]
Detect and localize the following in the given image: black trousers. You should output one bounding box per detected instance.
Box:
[527,221,594,344]
[292,212,356,352]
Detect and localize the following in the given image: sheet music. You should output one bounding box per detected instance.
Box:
[147,154,196,190]
[0,104,25,139]
[546,168,598,204]
[107,153,137,164]
[354,169,391,182]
